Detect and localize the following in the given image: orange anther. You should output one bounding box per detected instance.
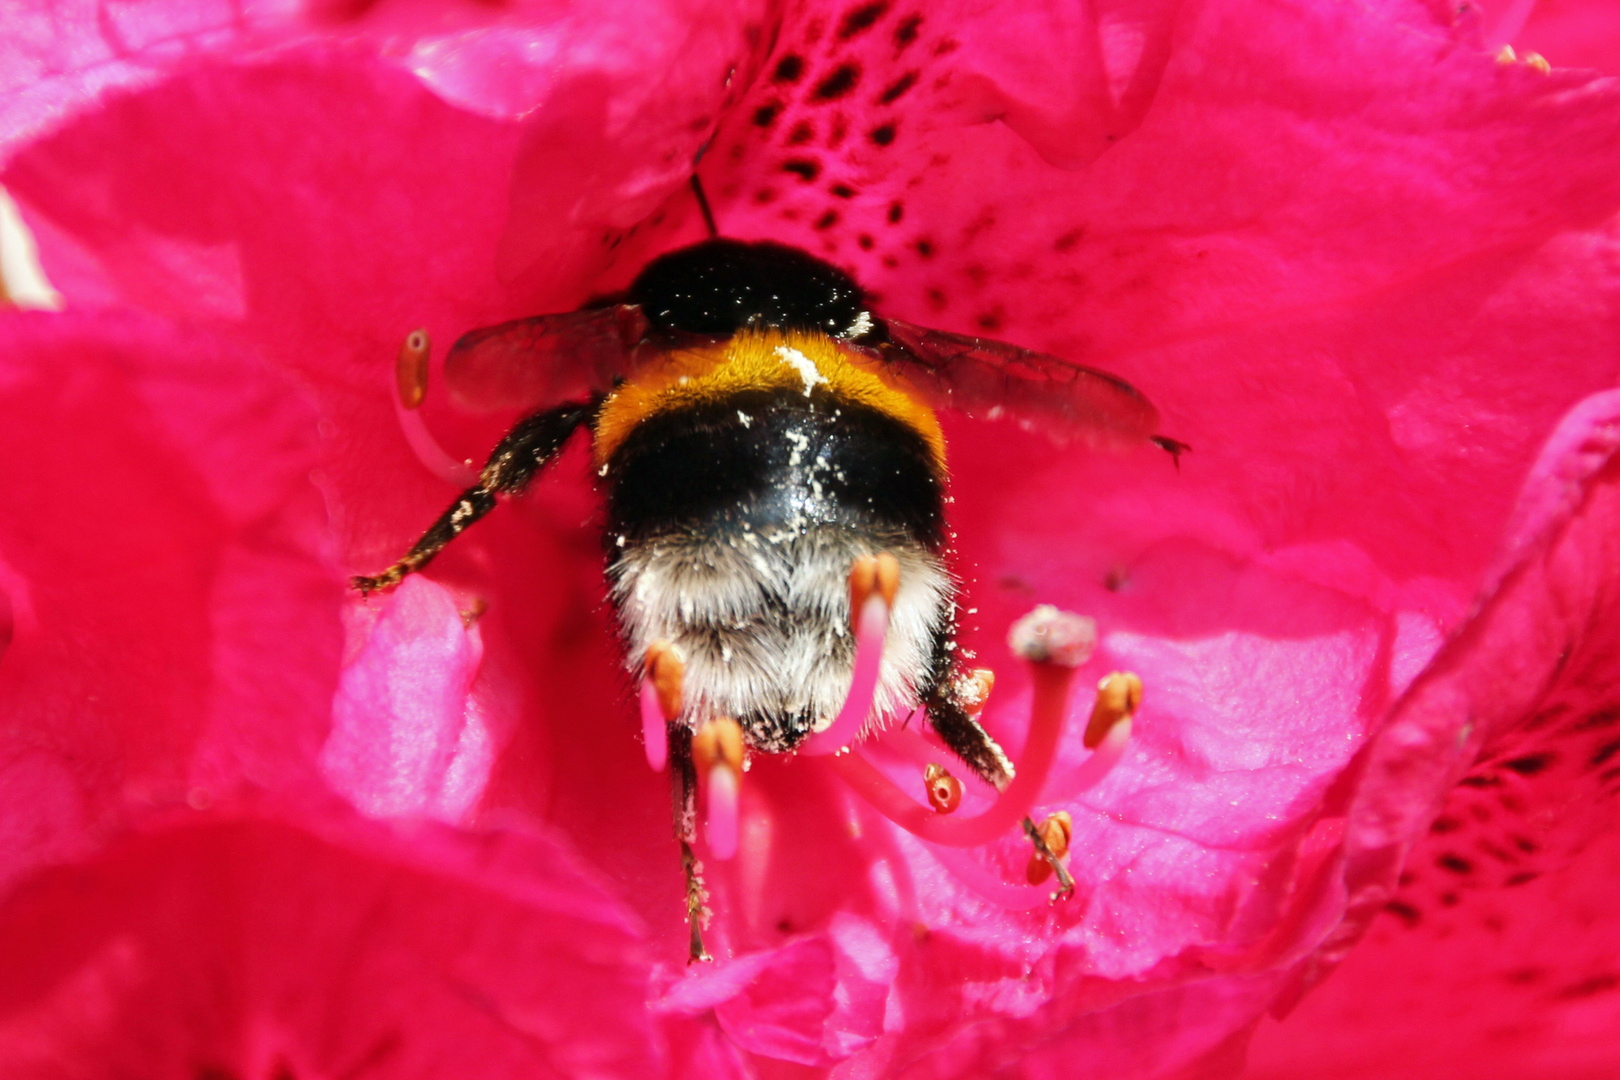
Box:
[644,641,685,722]
[1085,671,1142,748]
[1026,811,1074,884]
[849,552,901,621]
[923,763,962,813]
[396,328,431,410]
[694,717,745,779]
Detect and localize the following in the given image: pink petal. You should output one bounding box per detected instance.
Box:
[0,310,339,888]
[0,807,658,1077]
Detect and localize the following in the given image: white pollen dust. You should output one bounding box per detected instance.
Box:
[737,410,753,427]
[775,345,829,397]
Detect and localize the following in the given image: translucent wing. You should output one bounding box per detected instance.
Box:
[878,317,1168,450]
[444,305,651,411]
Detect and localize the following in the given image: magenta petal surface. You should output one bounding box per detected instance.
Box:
[3,0,1620,1075]
[0,809,658,1078]
[0,310,340,886]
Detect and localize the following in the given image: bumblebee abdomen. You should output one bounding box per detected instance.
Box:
[602,388,944,549]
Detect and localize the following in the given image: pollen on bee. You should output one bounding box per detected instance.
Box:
[954,667,996,714]
[923,763,962,813]
[395,327,431,409]
[1085,671,1143,748]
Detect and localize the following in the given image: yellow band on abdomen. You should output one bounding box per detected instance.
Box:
[592,328,945,471]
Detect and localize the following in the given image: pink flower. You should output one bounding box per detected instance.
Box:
[2,0,1618,1076]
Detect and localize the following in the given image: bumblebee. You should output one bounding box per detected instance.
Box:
[355,232,1178,960]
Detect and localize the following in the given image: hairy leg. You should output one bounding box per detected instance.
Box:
[352,399,596,593]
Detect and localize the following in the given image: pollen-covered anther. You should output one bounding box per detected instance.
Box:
[1085,671,1143,748]
[396,327,430,409]
[923,763,962,813]
[1523,51,1551,74]
[955,667,996,714]
[1025,811,1073,885]
[1007,604,1097,668]
[639,641,685,772]
[459,596,488,628]
[695,717,745,860]
[1496,43,1517,64]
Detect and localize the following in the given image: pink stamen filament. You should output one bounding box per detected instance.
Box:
[828,663,1088,847]
[392,393,477,487]
[705,765,740,860]
[801,595,890,755]
[640,680,667,772]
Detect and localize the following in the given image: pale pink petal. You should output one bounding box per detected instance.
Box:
[323,575,508,823]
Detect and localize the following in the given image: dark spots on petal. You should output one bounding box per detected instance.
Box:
[975,308,1004,332]
[838,1,890,39]
[782,159,822,182]
[887,201,904,224]
[815,209,840,230]
[880,71,919,104]
[754,187,778,204]
[882,254,899,268]
[857,233,874,250]
[1505,870,1540,886]
[925,286,947,311]
[1385,899,1421,926]
[894,13,923,48]
[1503,967,1544,985]
[1398,870,1417,887]
[1557,974,1620,999]
[1439,891,1459,907]
[914,237,935,259]
[1513,834,1538,854]
[753,102,782,127]
[1575,706,1620,731]
[777,917,794,933]
[1429,815,1462,834]
[830,183,856,199]
[1054,227,1085,252]
[813,64,861,101]
[774,55,805,83]
[934,37,959,56]
[828,114,849,148]
[1458,773,1501,788]
[196,1068,239,1080]
[1478,838,1518,864]
[1591,737,1620,768]
[869,123,897,146]
[787,120,815,145]
[1437,853,1474,875]
[1601,764,1620,786]
[1502,752,1554,775]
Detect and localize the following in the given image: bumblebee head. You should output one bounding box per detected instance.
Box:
[627,238,875,340]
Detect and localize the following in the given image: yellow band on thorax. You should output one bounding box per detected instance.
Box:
[592,328,945,470]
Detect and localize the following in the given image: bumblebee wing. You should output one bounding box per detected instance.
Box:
[444,305,651,411]
[878,316,1164,449]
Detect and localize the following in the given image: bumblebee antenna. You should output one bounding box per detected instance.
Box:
[689,173,719,240]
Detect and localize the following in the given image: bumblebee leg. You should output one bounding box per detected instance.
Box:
[669,723,712,963]
[928,691,1074,899]
[351,400,597,593]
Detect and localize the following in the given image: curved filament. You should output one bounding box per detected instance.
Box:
[826,662,1080,846]
[640,680,668,772]
[801,595,890,755]
[706,764,740,860]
